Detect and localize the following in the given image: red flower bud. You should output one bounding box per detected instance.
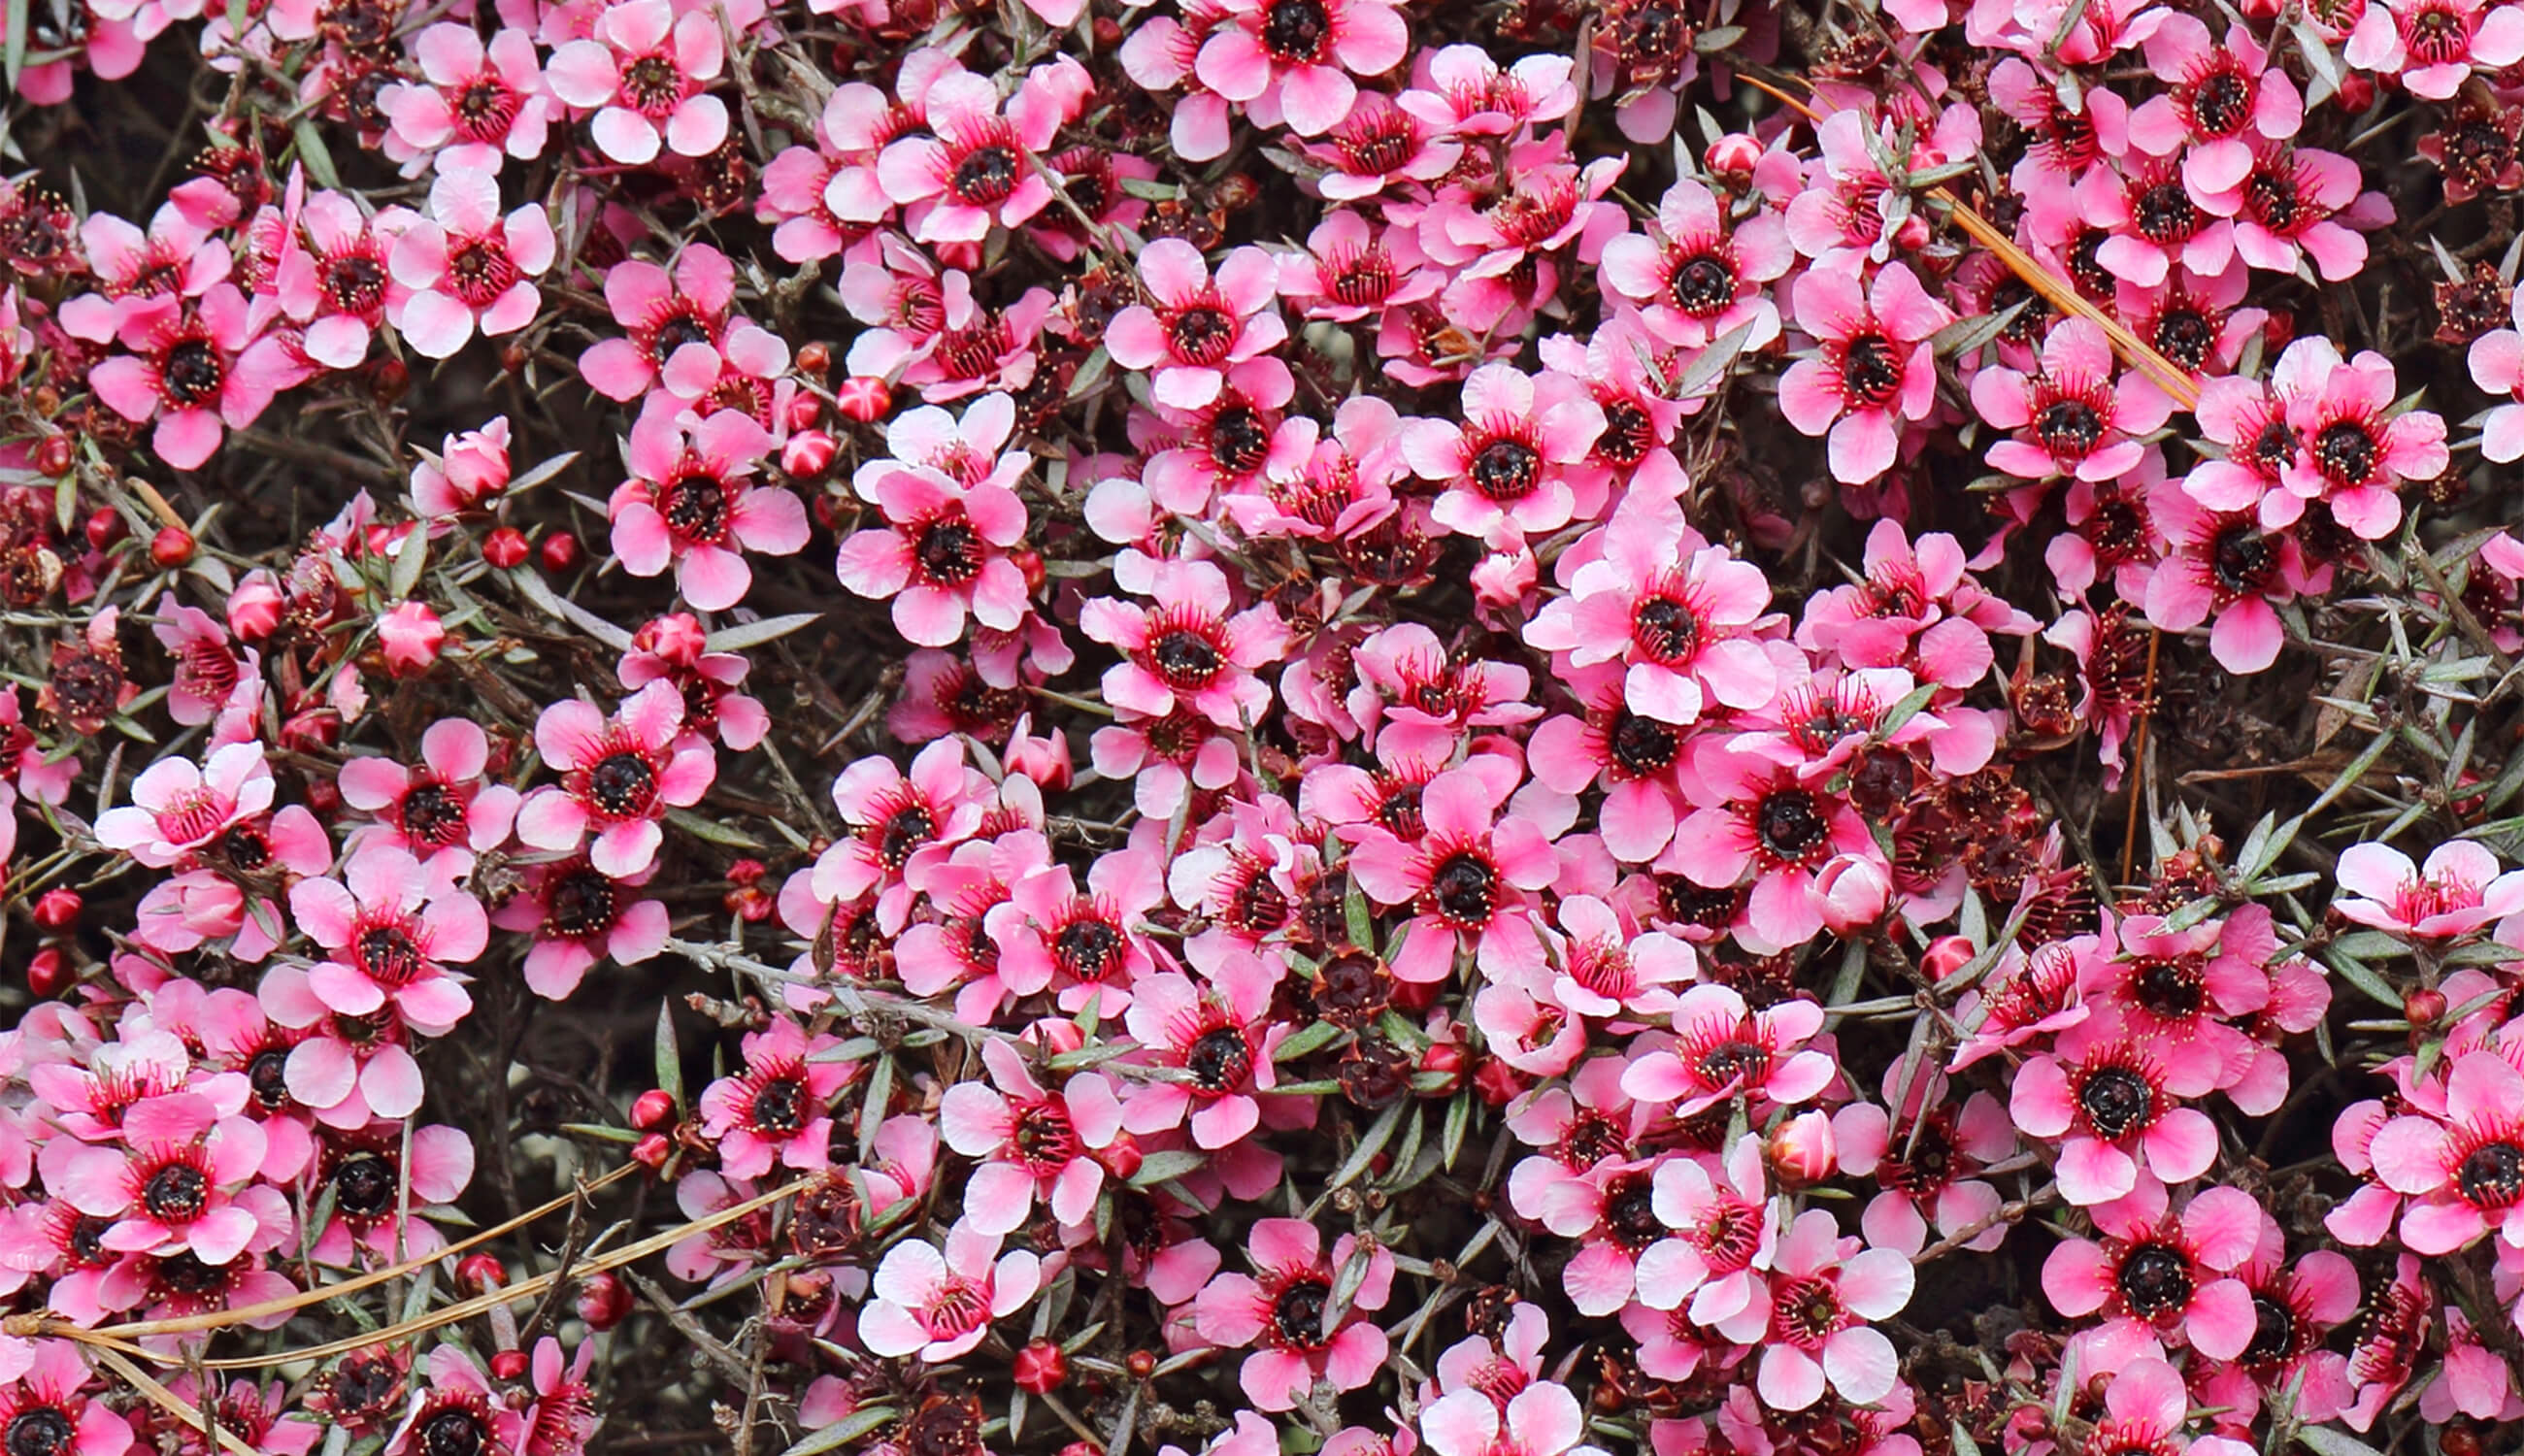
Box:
[489,1350,528,1381]
[84,508,126,551]
[1061,1443,1104,1456]
[304,777,343,815]
[634,612,708,667]
[482,527,531,569]
[631,1089,677,1130]
[228,575,284,641]
[1768,1109,1839,1184]
[31,888,82,929]
[1014,1340,1069,1394]
[1096,1133,1143,1182]
[540,531,581,573]
[2407,988,2448,1027]
[456,1254,506,1295]
[1416,1042,1467,1097]
[633,1132,673,1172]
[786,392,824,433]
[26,947,68,998]
[576,1272,634,1331]
[796,342,832,376]
[1705,132,1763,182]
[2333,72,2375,113]
[835,377,892,423]
[36,434,75,478]
[1472,1056,1526,1108]
[1125,1349,1157,1380]
[279,709,342,751]
[1013,547,1046,595]
[371,358,411,404]
[1919,935,1976,980]
[150,525,195,569]
[1893,214,1931,251]
[782,429,838,480]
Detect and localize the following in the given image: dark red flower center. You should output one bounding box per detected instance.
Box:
[144,1162,209,1221]
[1186,1026,1253,1093]
[587,750,658,817]
[1428,849,1498,926]
[1839,333,1902,405]
[2457,1140,2524,1208]
[1262,0,1330,61]
[162,338,224,408]
[2115,1241,2193,1318]
[2313,418,2380,484]
[952,146,1020,206]
[1754,788,1828,859]
[2077,1065,2156,1138]
[1470,437,1542,502]
[1270,1278,1332,1347]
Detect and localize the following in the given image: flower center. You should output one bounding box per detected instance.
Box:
[878,803,935,870]
[2115,1241,2193,1318]
[2313,419,2379,484]
[145,1162,209,1221]
[2077,1065,2155,1138]
[356,924,423,986]
[1270,1278,1332,1347]
[2189,66,2250,138]
[913,516,983,585]
[1755,788,1828,859]
[1470,438,1541,502]
[1149,629,1224,688]
[622,54,684,114]
[2209,523,2277,597]
[2134,181,2201,243]
[1012,1100,1080,1167]
[421,1409,488,1456]
[333,1152,398,1216]
[1210,406,1273,473]
[1054,917,1125,980]
[1608,710,1679,776]
[2036,396,2105,457]
[1186,1026,1253,1093]
[1604,1173,1664,1248]
[447,238,518,306]
[325,252,387,314]
[401,780,468,846]
[1840,333,1902,405]
[586,750,657,817]
[1597,399,1653,465]
[1772,1274,1844,1344]
[1429,850,1498,926]
[1671,251,1737,314]
[249,1049,291,1109]
[1165,305,1237,365]
[2245,1293,2298,1364]
[952,146,1020,206]
[662,473,728,544]
[2154,307,2212,369]
[1631,594,1700,662]
[2408,3,2469,62]
[750,1075,807,1134]
[7,1411,75,1456]
[1694,1037,1769,1091]
[1261,0,1330,61]
[2244,167,2301,231]
[2130,954,2206,1019]
[2457,1140,2524,1208]
[163,338,224,407]
[546,868,617,938]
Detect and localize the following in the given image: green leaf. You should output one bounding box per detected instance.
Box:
[1330,1099,1407,1190]
[1929,299,2029,362]
[505,450,581,496]
[388,524,428,601]
[2293,1431,2383,1456]
[654,1002,683,1109]
[1669,317,1756,401]
[1128,1149,1210,1188]
[5,0,28,96]
[779,1406,898,1456]
[1442,1089,1471,1170]
[663,807,767,848]
[703,613,824,653]
[1274,1019,1345,1062]
[1344,877,1376,951]
[293,118,343,190]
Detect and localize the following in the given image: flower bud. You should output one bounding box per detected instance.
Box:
[371,358,411,405]
[785,392,824,433]
[1769,1109,1839,1184]
[540,531,581,573]
[631,1089,677,1130]
[796,342,831,376]
[1706,132,1763,182]
[150,525,195,569]
[635,612,708,667]
[84,508,126,550]
[1816,854,1891,935]
[26,947,68,998]
[489,1350,528,1381]
[1125,1349,1156,1380]
[2406,988,2448,1027]
[1096,1133,1143,1182]
[1014,1340,1069,1394]
[1920,934,1976,981]
[32,888,82,929]
[1004,717,1074,791]
[2333,72,2375,113]
[632,1132,673,1172]
[1416,1042,1468,1097]
[1472,1056,1526,1108]
[378,601,446,678]
[781,429,837,480]
[576,1272,633,1331]
[456,1254,506,1295]
[482,527,531,569]
[1893,214,1932,251]
[36,434,75,478]
[836,377,892,423]
[279,709,342,751]
[228,573,284,641]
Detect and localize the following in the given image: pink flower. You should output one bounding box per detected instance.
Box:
[87,286,290,470]
[489,857,672,999]
[1193,1218,1394,1410]
[546,0,728,164]
[377,601,445,675]
[1104,240,1288,411]
[1600,177,1794,350]
[272,184,410,371]
[0,1341,136,1456]
[1777,262,1952,483]
[2010,1041,2217,1206]
[339,717,522,872]
[1524,495,1777,725]
[940,1039,1126,1234]
[608,409,808,612]
[1622,983,1836,1117]
[697,1017,852,1179]
[1301,95,1462,199]
[286,844,484,1033]
[818,738,990,927]
[54,1094,279,1265]
[1661,746,1880,950]
[1970,318,2173,481]
[1836,1087,2017,1257]
[2083,1358,2259,1456]
[1404,362,1604,547]
[2333,839,2524,939]
[1421,1384,1602,1456]
[2368,1049,2524,1252]
[380,24,557,174]
[1630,1136,1777,1329]
[836,465,1032,646]
[1193,0,1408,135]
[1543,894,1697,1021]
[1348,762,1558,982]
[860,1222,1044,1362]
[516,680,716,877]
[2127,16,2303,198]
[580,246,791,406]
[2269,338,2445,539]
[2201,145,2368,281]
[2140,477,2310,675]
[1120,953,1287,1149]
[2345,0,2524,97]
[1080,558,1288,729]
[1752,1209,1912,1411]
[875,70,1063,243]
[95,741,275,869]
[1797,516,2032,691]
[386,166,555,359]
[150,605,260,738]
[2041,1185,2264,1363]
